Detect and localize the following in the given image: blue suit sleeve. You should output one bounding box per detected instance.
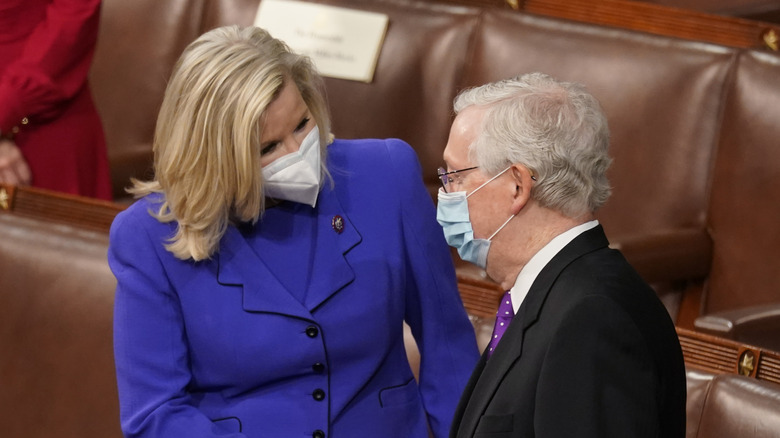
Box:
[385,139,480,438]
[108,206,246,438]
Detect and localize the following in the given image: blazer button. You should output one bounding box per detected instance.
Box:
[312,389,326,401]
[312,430,326,438]
[312,362,325,373]
[306,326,319,338]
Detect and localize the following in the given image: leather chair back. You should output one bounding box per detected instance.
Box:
[461,9,737,242]
[704,50,780,314]
[91,0,204,200]
[685,369,715,438]
[696,373,780,437]
[0,213,120,437]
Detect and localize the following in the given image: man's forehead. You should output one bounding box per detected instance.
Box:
[445,108,484,165]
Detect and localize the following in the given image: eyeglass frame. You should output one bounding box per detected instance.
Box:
[437,165,537,193]
[437,166,479,193]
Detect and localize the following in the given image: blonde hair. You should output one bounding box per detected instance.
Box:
[130,25,332,261]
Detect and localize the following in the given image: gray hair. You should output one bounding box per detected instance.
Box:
[454,72,612,217]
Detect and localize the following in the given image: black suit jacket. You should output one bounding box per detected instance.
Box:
[450,225,686,438]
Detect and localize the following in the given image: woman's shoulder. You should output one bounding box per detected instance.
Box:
[111,193,172,236]
[118,193,164,216]
[328,138,420,172]
[329,137,413,152]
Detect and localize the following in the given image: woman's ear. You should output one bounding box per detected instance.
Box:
[510,164,534,215]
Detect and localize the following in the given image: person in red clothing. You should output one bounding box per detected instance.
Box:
[0,0,112,200]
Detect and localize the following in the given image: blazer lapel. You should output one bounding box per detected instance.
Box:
[217,225,313,320]
[304,184,361,312]
[216,187,361,318]
[455,225,610,437]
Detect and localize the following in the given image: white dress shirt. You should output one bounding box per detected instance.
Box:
[509,220,599,314]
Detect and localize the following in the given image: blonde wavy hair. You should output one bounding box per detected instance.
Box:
[130,25,332,261]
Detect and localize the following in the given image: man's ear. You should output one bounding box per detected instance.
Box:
[510,164,535,215]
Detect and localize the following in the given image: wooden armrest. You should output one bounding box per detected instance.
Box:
[609,228,712,284]
[695,304,780,353]
[0,183,125,232]
[676,327,780,382]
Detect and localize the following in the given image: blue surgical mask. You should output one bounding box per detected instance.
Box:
[436,167,515,269]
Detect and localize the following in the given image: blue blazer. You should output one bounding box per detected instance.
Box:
[109,138,479,438]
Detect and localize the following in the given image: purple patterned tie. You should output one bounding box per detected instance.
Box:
[487,290,513,358]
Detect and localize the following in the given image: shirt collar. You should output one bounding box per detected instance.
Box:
[510,220,599,314]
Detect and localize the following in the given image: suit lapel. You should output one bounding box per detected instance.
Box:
[455,226,610,437]
[451,354,488,438]
[456,310,529,438]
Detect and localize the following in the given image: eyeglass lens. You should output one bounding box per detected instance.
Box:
[437,166,478,193]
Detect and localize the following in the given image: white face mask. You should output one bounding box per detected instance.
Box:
[261,125,322,207]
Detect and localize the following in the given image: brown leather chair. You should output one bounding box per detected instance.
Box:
[0,185,123,437]
[91,0,204,201]
[695,374,780,437]
[457,8,735,318]
[693,49,780,351]
[685,369,715,438]
[677,329,780,438]
[684,367,780,438]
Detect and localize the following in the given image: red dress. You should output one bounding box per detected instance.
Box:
[0,0,112,200]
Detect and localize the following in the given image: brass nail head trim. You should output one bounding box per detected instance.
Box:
[738,349,756,376]
[0,188,9,210]
[764,29,778,51]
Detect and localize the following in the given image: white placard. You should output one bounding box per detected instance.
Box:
[254,0,389,83]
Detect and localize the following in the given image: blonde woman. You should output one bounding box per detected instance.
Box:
[108,25,478,438]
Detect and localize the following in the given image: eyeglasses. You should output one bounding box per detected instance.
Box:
[437,166,478,193]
